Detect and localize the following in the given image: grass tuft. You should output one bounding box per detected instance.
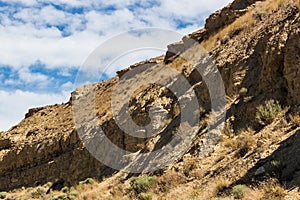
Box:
[256,99,283,126]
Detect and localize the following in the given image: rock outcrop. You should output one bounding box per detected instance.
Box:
[0,0,299,194]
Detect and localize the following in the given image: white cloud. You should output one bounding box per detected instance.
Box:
[158,0,231,18]
[4,79,21,86]
[0,90,69,131]
[60,81,74,91]
[0,0,234,131]
[47,0,138,8]
[18,68,48,83]
[1,0,37,6]
[57,68,73,77]
[0,26,101,69]
[0,0,233,70]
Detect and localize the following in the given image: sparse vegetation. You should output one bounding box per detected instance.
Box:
[214,179,230,195]
[0,192,7,199]
[236,131,255,157]
[256,99,283,126]
[223,137,238,151]
[239,87,248,96]
[202,0,291,50]
[271,160,281,168]
[51,193,67,200]
[31,187,46,198]
[157,170,186,193]
[131,176,157,194]
[291,113,300,126]
[69,190,78,198]
[138,192,153,200]
[254,10,268,20]
[232,184,250,199]
[262,181,286,199]
[183,158,198,177]
[189,190,201,200]
[269,160,283,178]
[61,186,69,193]
[79,178,95,185]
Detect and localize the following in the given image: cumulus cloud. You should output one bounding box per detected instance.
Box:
[0,90,69,131]
[0,0,233,70]
[1,0,37,6]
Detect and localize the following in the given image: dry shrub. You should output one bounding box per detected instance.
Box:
[258,0,286,13]
[242,187,264,200]
[223,137,238,152]
[235,130,255,158]
[213,178,230,196]
[291,114,300,126]
[262,181,286,200]
[182,158,200,177]
[157,170,186,192]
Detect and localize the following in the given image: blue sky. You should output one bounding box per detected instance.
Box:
[0,0,233,131]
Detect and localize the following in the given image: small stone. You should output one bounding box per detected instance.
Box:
[254,166,265,176]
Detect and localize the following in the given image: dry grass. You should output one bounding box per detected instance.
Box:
[221,127,255,156]
[201,0,292,51]
[261,180,287,200]
[217,179,290,200]
[201,7,255,50]
[260,0,286,13]
[223,136,238,152]
[235,130,256,157]
[201,10,252,51]
[213,178,231,196]
[291,114,300,126]
[296,0,300,10]
[241,187,264,200]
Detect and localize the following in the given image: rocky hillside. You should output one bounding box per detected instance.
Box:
[1,0,300,199]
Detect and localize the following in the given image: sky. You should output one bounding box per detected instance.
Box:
[0,0,233,131]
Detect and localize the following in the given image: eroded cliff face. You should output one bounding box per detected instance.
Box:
[0,0,299,193]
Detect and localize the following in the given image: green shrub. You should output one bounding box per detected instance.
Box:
[239,87,248,96]
[79,178,95,185]
[61,186,69,193]
[256,99,282,126]
[138,192,153,200]
[131,176,157,193]
[232,184,249,199]
[47,182,53,187]
[0,192,7,199]
[254,10,267,20]
[69,190,78,198]
[51,193,67,200]
[271,160,281,168]
[270,160,282,178]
